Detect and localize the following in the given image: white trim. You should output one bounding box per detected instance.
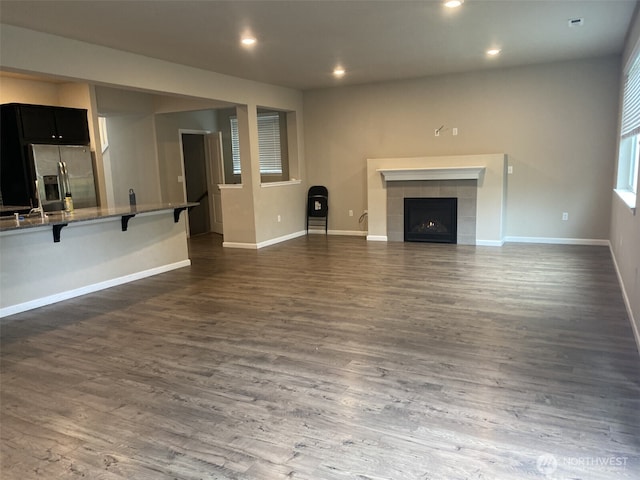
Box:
[218,183,243,189]
[260,179,302,188]
[308,229,367,236]
[614,189,637,215]
[504,236,610,246]
[179,129,213,135]
[476,239,505,247]
[609,243,640,357]
[222,241,257,249]
[367,235,388,241]
[256,230,307,248]
[0,260,191,319]
[329,230,367,237]
[223,230,307,249]
[378,166,485,182]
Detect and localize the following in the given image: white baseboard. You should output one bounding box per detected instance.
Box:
[222,241,258,249]
[476,239,505,246]
[224,230,367,249]
[504,236,610,246]
[308,229,367,237]
[609,243,640,357]
[257,230,307,248]
[0,260,191,319]
[224,230,308,249]
[344,235,608,247]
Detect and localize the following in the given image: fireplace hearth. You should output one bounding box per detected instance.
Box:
[404,197,457,243]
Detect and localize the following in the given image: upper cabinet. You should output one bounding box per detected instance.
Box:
[2,103,90,145]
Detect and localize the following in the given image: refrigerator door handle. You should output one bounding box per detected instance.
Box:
[58,161,70,196]
[57,161,64,195]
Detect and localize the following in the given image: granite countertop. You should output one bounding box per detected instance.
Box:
[0,202,198,233]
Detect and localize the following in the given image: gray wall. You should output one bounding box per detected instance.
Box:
[304,56,621,240]
[103,115,161,206]
[96,87,161,206]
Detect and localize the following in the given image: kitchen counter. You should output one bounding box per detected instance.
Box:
[0,202,197,240]
[1,202,197,318]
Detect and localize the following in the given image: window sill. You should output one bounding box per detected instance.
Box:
[218,183,243,190]
[260,179,302,188]
[614,189,637,215]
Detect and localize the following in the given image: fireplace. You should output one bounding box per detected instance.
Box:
[404,197,457,243]
[367,154,506,245]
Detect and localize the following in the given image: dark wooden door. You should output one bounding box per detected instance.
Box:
[182,133,210,236]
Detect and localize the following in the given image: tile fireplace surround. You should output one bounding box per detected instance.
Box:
[387,179,477,244]
[366,154,507,246]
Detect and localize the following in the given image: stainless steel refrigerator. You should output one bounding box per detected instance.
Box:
[31,144,97,212]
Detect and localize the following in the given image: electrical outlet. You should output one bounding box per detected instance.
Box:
[562,212,568,221]
[507,166,513,174]
[277,215,281,223]
[452,127,458,136]
[434,129,440,137]
[349,210,353,217]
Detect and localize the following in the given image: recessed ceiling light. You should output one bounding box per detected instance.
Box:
[486,48,501,57]
[241,36,256,47]
[333,67,346,78]
[444,0,463,8]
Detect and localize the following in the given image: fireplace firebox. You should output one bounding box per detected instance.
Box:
[404,197,457,243]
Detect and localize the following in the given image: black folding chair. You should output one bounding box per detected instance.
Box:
[306,185,328,234]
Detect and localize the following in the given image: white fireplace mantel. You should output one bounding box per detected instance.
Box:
[367,154,507,246]
[378,166,486,182]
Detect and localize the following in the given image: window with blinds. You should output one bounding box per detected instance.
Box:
[230,113,283,176]
[230,117,241,175]
[621,56,640,140]
[617,51,640,200]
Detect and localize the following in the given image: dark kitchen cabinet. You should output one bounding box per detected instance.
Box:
[8,103,91,145]
[0,103,91,214]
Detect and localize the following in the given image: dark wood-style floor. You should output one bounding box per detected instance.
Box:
[1,234,639,479]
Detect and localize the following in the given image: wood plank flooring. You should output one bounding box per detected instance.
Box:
[1,234,639,479]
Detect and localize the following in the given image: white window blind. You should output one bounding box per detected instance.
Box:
[257,114,282,174]
[230,113,282,175]
[230,117,241,175]
[621,55,640,139]
[617,50,640,200]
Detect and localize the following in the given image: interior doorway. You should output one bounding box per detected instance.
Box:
[180,131,225,237]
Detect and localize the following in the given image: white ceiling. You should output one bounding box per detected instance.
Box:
[0,0,637,90]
